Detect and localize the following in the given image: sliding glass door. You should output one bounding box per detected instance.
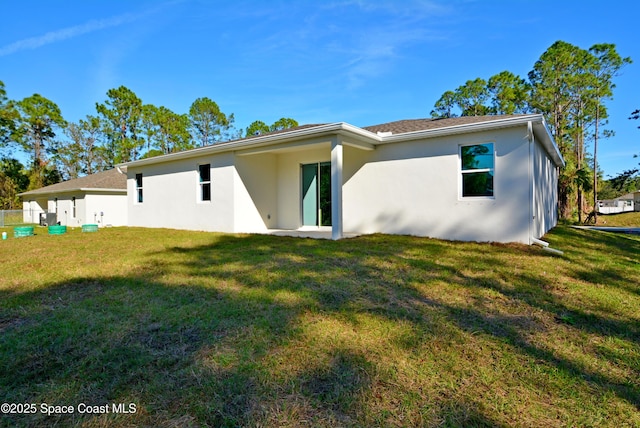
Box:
[301,162,331,226]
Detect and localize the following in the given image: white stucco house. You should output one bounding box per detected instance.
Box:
[20,168,127,227]
[598,191,639,214]
[119,114,564,244]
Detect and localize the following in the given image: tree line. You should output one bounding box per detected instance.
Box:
[0,82,298,209]
[1,40,638,218]
[430,40,634,222]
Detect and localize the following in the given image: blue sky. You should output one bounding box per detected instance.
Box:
[1,0,639,177]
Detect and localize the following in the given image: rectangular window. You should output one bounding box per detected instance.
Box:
[71,197,76,217]
[198,164,211,202]
[461,143,494,197]
[135,173,143,203]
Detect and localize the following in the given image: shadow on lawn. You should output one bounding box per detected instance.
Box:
[1,230,638,426]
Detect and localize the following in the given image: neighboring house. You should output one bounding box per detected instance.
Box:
[120,114,564,244]
[20,168,127,227]
[598,191,640,214]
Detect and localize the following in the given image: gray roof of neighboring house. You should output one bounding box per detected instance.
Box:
[599,191,640,203]
[618,191,640,200]
[19,168,127,197]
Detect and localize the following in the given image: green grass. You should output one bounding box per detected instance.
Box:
[596,211,640,227]
[1,226,638,427]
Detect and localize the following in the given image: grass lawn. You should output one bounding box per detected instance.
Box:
[0,226,638,427]
[596,211,640,227]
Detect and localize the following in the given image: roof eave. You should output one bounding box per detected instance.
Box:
[531,117,565,168]
[79,188,127,193]
[19,188,126,198]
[117,114,565,169]
[375,114,564,168]
[374,115,537,143]
[119,123,382,169]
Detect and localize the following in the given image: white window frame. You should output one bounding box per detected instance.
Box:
[198,164,211,203]
[459,142,495,199]
[71,197,77,218]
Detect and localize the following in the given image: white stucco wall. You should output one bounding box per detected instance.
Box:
[72,195,85,226]
[55,197,74,226]
[49,194,84,226]
[234,153,278,232]
[532,138,558,239]
[343,128,532,243]
[22,192,127,227]
[22,199,46,224]
[127,153,236,232]
[84,193,128,226]
[23,193,126,227]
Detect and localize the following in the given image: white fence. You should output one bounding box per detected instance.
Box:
[597,200,634,215]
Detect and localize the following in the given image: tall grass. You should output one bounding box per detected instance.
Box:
[0,226,638,427]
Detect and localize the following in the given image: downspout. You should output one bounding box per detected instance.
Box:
[528,121,534,245]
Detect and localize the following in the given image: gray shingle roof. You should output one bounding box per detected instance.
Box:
[363,115,530,134]
[20,168,126,197]
[239,116,531,140]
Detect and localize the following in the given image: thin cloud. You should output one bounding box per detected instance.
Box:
[0,13,139,57]
[324,0,450,17]
[337,27,446,90]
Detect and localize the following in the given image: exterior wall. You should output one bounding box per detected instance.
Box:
[84,193,128,226]
[71,195,85,226]
[22,193,127,227]
[127,147,332,233]
[343,128,532,243]
[532,137,559,239]
[122,125,559,244]
[48,194,84,226]
[55,197,73,226]
[127,153,235,232]
[234,153,278,232]
[22,199,47,224]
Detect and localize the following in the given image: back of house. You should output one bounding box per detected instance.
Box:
[120,114,564,244]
